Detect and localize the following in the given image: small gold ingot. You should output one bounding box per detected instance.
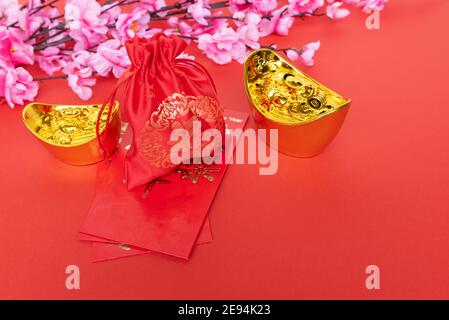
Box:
[244,49,351,157]
[22,102,121,165]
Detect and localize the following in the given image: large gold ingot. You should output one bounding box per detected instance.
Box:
[22,102,121,165]
[244,49,351,157]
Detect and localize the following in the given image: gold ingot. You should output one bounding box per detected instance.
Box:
[22,102,121,165]
[244,49,351,157]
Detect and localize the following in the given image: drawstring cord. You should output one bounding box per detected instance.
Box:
[96,71,134,161]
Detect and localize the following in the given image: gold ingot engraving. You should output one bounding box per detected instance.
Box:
[244,49,351,157]
[22,102,121,165]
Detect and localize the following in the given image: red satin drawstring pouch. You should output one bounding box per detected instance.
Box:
[97,34,225,190]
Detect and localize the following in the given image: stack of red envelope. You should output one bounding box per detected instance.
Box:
[78,110,248,262]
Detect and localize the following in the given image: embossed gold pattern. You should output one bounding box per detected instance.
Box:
[35,105,114,146]
[22,102,120,165]
[137,92,223,167]
[245,50,349,125]
[244,49,351,157]
[175,164,221,184]
[141,165,221,198]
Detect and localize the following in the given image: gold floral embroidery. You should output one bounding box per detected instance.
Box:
[175,164,221,184]
[136,128,172,168]
[136,92,224,167]
[150,93,191,130]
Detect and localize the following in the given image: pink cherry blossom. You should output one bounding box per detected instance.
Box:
[101,2,122,25]
[299,40,320,66]
[0,66,38,108]
[0,0,389,107]
[198,26,247,64]
[145,28,164,38]
[188,0,211,26]
[229,0,277,14]
[89,39,130,78]
[18,12,49,37]
[65,0,108,33]
[72,29,107,51]
[28,8,70,47]
[236,13,261,49]
[67,74,96,101]
[170,15,227,38]
[288,0,324,15]
[359,0,388,12]
[286,48,300,61]
[232,11,245,21]
[326,2,350,19]
[286,44,320,66]
[0,28,34,67]
[228,0,249,14]
[259,6,294,36]
[0,0,21,26]
[46,9,71,43]
[37,47,66,76]
[171,19,193,36]
[63,51,96,100]
[28,0,43,9]
[63,50,94,80]
[168,18,196,37]
[113,8,150,41]
[340,0,387,12]
[17,1,53,37]
[251,0,278,13]
[65,0,109,50]
[138,0,167,13]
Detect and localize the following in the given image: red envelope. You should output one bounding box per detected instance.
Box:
[89,228,213,262]
[89,222,214,262]
[80,110,248,259]
[78,217,212,244]
[91,242,151,262]
[78,219,213,262]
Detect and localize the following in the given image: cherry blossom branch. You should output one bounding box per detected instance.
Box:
[34,36,73,51]
[153,14,238,21]
[29,0,60,15]
[0,0,388,107]
[293,11,326,18]
[34,75,68,81]
[32,0,192,45]
[176,34,199,40]
[28,0,136,43]
[161,0,228,18]
[24,21,47,42]
[100,0,138,14]
[262,45,302,54]
[34,0,231,51]
[33,29,67,47]
[25,22,65,42]
[150,1,192,16]
[7,0,61,28]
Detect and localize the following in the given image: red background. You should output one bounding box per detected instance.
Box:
[1,0,449,299]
